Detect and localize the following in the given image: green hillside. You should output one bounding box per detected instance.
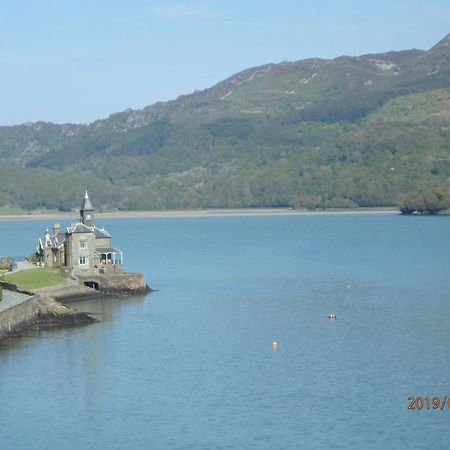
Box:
[0,34,449,213]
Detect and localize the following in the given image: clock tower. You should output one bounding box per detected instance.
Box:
[80,190,95,227]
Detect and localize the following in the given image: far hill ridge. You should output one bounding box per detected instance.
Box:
[0,34,449,213]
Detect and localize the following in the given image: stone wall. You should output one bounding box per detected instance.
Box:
[34,282,102,303]
[100,273,150,294]
[68,232,96,275]
[0,294,96,339]
[96,273,150,294]
[77,271,151,294]
[95,236,111,248]
[100,264,124,275]
[0,280,33,295]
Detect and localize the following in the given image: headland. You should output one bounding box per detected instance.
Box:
[0,191,152,340]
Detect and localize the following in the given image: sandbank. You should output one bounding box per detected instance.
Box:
[0,207,399,221]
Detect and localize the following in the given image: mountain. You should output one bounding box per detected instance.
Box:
[0,34,449,212]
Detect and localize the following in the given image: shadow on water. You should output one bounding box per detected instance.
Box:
[0,322,96,352]
[65,293,149,320]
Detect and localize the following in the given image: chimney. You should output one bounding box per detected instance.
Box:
[53,223,60,236]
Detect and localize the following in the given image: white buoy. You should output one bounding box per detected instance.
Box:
[272,340,279,349]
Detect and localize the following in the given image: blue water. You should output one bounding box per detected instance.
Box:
[1,214,450,449]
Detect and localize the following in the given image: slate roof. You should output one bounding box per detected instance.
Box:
[68,223,94,234]
[81,190,94,211]
[93,226,111,238]
[95,247,121,253]
[37,229,64,250]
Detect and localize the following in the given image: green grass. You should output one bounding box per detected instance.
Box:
[4,268,66,290]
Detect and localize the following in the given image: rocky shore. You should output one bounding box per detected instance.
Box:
[0,292,96,340]
[0,271,151,340]
[0,253,151,341]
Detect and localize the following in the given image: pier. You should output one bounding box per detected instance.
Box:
[0,286,96,339]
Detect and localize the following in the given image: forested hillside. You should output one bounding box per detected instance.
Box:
[0,34,449,212]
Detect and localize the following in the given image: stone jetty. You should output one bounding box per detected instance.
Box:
[0,271,150,340]
[0,288,96,340]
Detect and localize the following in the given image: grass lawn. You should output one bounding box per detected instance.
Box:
[3,268,66,290]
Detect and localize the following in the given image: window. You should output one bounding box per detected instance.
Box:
[79,256,88,265]
[80,240,87,249]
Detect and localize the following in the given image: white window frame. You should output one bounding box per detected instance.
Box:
[79,256,88,265]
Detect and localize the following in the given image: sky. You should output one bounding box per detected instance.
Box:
[0,0,449,126]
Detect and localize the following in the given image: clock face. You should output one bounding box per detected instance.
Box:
[86,214,92,221]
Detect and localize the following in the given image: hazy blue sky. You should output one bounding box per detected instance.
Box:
[1,0,449,125]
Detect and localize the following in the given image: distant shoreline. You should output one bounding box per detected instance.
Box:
[0,207,399,221]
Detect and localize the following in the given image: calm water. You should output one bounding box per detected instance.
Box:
[0,214,449,449]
